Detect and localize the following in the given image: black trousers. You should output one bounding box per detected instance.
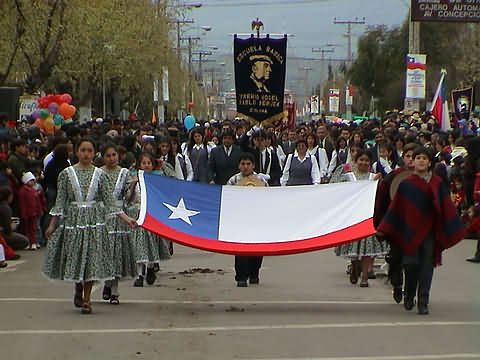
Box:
[234,256,263,281]
[386,242,403,288]
[403,235,434,306]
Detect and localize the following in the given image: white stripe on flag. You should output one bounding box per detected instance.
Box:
[218,180,377,243]
[138,171,147,225]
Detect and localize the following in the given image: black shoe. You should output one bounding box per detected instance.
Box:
[466,256,480,263]
[404,296,415,311]
[102,286,112,301]
[249,277,259,285]
[11,254,20,260]
[133,276,144,287]
[417,303,429,315]
[110,295,120,305]
[146,268,156,285]
[368,270,377,279]
[349,262,360,284]
[237,280,248,287]
[169,241,174,256]
[393,287,403,304]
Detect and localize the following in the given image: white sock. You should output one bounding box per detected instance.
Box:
[0,244,5,262]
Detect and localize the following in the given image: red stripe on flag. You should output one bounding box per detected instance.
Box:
[141,213,375,256]
[407,63,426,71]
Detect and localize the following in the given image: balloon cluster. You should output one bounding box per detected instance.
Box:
[31,93,76,134]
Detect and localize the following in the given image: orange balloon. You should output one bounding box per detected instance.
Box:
[34,118,45,131]
[58,103,70,119]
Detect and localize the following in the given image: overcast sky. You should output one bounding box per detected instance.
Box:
[184,0,410,95]
[189,0,409,59]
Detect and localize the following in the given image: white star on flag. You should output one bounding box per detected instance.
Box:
[163,198,200,225]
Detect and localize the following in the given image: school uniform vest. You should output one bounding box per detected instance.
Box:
[287,156,313,186]
[189,147,209,183]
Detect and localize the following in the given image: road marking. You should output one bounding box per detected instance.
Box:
[249,355,480,360]
[0,297,394,305]
[0,321,479,335]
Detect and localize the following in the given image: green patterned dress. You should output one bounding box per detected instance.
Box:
[335,171,390,258]
[126,172,171,264]
[43,165,119,282]
[102,166,136,279]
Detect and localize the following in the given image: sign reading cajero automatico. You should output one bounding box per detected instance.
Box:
[411,0,480,22]
[234,36,287,124]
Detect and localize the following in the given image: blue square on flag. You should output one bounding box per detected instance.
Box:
[143,173,221,240]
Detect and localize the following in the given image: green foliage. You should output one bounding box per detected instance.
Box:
[0,0,204,119]
[348,18,477,114]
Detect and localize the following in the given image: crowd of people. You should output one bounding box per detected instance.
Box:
[0,109,478,315]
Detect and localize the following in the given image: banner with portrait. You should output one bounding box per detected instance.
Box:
[234,36,287,125]
[451,87,473,121]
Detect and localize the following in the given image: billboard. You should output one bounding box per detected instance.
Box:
[411,0,480,22]
[406,54,426,99]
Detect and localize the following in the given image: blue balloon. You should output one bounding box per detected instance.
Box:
[184,115,196,130]
[53,114,64,126]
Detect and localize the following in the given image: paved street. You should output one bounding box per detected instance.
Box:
[1,239,479,360]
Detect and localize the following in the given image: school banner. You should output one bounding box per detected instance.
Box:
[137,172,377,256]
[452,87,473,121]
[406,54,426,99]
[234,36,287,125]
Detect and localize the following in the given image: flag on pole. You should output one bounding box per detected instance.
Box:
[151,108,157,124]
[137,172,377,256]
[430,69,451,131]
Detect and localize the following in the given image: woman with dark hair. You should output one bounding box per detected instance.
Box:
[336,150,387,287]
[126,152,171,287]
[183,128,213,183]
[100,143,136,305]
[280,139,321,186]
[43,138,137,314]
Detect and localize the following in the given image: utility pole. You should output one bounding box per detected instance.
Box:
[173,19,194,59]
[179,36,200,105]
[193,50,213,85]
[312,47,335,113]
[299,67,312,123]
[334,17,365,120]
[406,9,421,112]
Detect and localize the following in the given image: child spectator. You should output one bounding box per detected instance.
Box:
[17,172,44,250]
[372,142,394,177]
[0,186,28,251]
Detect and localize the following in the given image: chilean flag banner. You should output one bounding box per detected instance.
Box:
[137,172,377,256]
[430,69,451,131]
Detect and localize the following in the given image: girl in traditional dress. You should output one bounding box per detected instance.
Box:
[100,144,136,305]
[127,152,171,287]
[43,138,136,314]
[335,150,388,287]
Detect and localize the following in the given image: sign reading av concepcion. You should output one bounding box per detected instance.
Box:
[411,0,480,22]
